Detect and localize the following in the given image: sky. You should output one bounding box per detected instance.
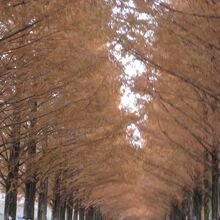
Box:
[110,0,151,148]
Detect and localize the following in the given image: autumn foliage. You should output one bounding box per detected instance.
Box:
[0,1,219,220]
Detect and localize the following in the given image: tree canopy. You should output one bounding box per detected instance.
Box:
[0,1,219,220]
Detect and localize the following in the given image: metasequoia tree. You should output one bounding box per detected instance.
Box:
[147,1,219,219]
[0,0,123,220]
[109,0,220,219]
[0,2,45,218]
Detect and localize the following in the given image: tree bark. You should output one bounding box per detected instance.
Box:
[182,189,193,220]
[212,147,219,220]
[60,200,66,220]
[4,148,19,220]
[4,185,17,220]
[52,174,61,220]
[203,150,210,220]
[173,204,182,220]
[67,198,73,220]
[193,188,202,220]
[23,140,37,220]
[38,178,48,220]
[93,210,97,220]
[87,208,94,220]
[24,100,37,220]
[73,204,78,220]
[4,111,20,220]
[79,208,84,220]
[94,209,102,220]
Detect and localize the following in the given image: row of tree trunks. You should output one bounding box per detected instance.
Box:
[168,144,219,220]
[51,194,103,220]
[5,163,101,220]
[77,207,103,220]
[3,106,46,220]
[169,187,212,220]
[3,148,106,220]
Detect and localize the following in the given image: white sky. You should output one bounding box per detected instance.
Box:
[110,0,152,148]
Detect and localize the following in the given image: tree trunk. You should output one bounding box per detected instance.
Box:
[24,177,37,220]
[173,204,182,220]
[94,210,98,220]
[38,178,48,220]
[182,189,193,220]
[67,198,73,220]
[52,175,61,220]
[79,208,84,220]
[4,149,19,220]
[23,140,37,220]
[164,214,170,220]
[203,150,210,220]
[87,208,94,220]
[193,188,202,220]
[24,100,37,220]
[4,186,17,220]
[94,209,102,220]
[212,147,219,220]
[74,204,78,220]
[170,204,183,220]
[4,111,20,220]
[60,200,66,220]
